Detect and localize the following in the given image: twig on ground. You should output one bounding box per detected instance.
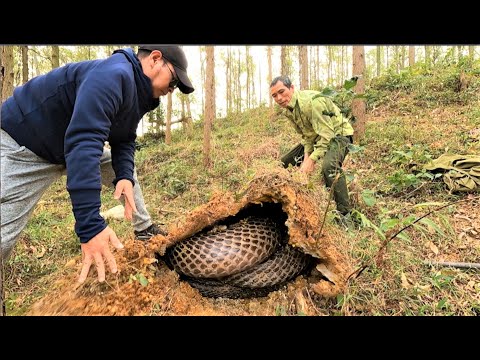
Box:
[423,261,480,270]
[347,194,480,281]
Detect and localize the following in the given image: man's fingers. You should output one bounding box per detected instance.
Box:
[104,249,118,274]
[109,229,124,250]
[124,191,137,214]
[113,186,122,200]
[78,255,93,283]
[124,203,133,221]
[94,253,106,282]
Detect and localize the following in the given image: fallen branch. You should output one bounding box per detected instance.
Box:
[423,261,480,270]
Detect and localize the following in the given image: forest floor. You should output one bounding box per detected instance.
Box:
[4,89,480,316]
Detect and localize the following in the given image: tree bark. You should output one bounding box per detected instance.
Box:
[1,46,14,102]
[51,46,60,69]
[376,46,381,77]
[299,46,309,90]
[21,46,29,84]
[409,46,415,67]
[267,46,273,110]
[352,46,366,142]
[203,46,215,168]
[165,92,172,145]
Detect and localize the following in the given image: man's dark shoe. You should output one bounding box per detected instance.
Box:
[134,224,167,241]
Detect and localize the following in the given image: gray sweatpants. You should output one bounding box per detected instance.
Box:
[0,129,152,261]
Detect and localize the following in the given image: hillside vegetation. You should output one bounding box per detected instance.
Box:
[5,58,480,315]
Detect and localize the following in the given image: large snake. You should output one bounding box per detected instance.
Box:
[165,216,313,298]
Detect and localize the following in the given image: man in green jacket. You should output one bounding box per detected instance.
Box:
[270,76,354,217]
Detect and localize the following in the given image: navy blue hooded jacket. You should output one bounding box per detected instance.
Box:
[1,48,159,243]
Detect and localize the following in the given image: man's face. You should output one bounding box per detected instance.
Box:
[270,81,294,108]
[143,51,179,98]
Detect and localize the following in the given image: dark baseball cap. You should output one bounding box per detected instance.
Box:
[138,45,194,94]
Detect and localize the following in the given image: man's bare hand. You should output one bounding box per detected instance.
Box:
[299,155,316,174]
[78,226,124,284]
[114,179,137,221]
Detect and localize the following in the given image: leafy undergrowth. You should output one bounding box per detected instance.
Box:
[4,70,480,316]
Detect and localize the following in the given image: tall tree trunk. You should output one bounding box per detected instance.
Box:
[237,49,241,113]
[180,95,186,131]
[185,96,193,138]
[200,47,205,119]
[386,46,389,69]
[203,46,215,168]
[267,46,273,110]
[51,46,59,69]
[409,46,415,66]
[165,92,172,145]
[258,61,262,106]
[376,46,381,77]
[316,46,320,86]
[424,46,431,67]
[226,47,231,114]
[469,45,475,59]
[327,46,333,85]
[400,46,406,70]
[352,46,366,142]
[21,46,29,84]
[281,46,287,76]
[394,46,399,73]
[299,46,308,89]
[1,46,14,102]
[246,46,250,109]
[457,45,463,62]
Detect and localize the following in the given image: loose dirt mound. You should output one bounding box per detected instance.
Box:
[29,169,353,315]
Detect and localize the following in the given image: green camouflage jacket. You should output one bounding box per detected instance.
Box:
[283,90,354,162]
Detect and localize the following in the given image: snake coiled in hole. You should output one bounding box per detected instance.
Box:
[165,216,314,299]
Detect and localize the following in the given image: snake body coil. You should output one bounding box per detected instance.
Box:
[165,216,313,298]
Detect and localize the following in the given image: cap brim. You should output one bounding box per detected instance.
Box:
[173,66,194,94]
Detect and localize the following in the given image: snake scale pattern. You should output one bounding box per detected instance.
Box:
[165,216,313,298]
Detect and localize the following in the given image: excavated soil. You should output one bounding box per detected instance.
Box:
[29,169,353,315]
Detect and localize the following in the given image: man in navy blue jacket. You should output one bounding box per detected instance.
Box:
[1,45,194,284]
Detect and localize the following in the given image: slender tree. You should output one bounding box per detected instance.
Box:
[51,46,59,69]
[267,46,273,110]
[1,46,14,102]
[352,46,366,142]
[299,46,309,89]
[165,92,172,145]
[409,46,415,66]
[203,46,215,168]
[376,46,382,76]
[21,46,29,84]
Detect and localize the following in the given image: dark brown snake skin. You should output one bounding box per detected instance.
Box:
[165,216,313,298]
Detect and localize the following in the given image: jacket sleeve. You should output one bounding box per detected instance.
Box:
[64,68,128,243]
[110,138,136,186]
[309,98,336,162]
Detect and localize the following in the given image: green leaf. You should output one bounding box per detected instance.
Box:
[344,79,357,90]
[138,273,149,286]
[437,298,448,310]
[321,87,336,97]
[419,218,446,237]
[397,232,410,241]
[361,190,376,207]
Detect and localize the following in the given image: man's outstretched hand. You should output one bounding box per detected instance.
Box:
[114,179,138,221]
[78,226,124,284]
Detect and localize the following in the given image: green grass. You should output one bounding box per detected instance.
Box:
[4,63,480,315]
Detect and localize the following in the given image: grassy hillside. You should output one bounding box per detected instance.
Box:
[4,60,480,315]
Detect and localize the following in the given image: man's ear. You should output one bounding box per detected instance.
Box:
[150,50,163,63]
